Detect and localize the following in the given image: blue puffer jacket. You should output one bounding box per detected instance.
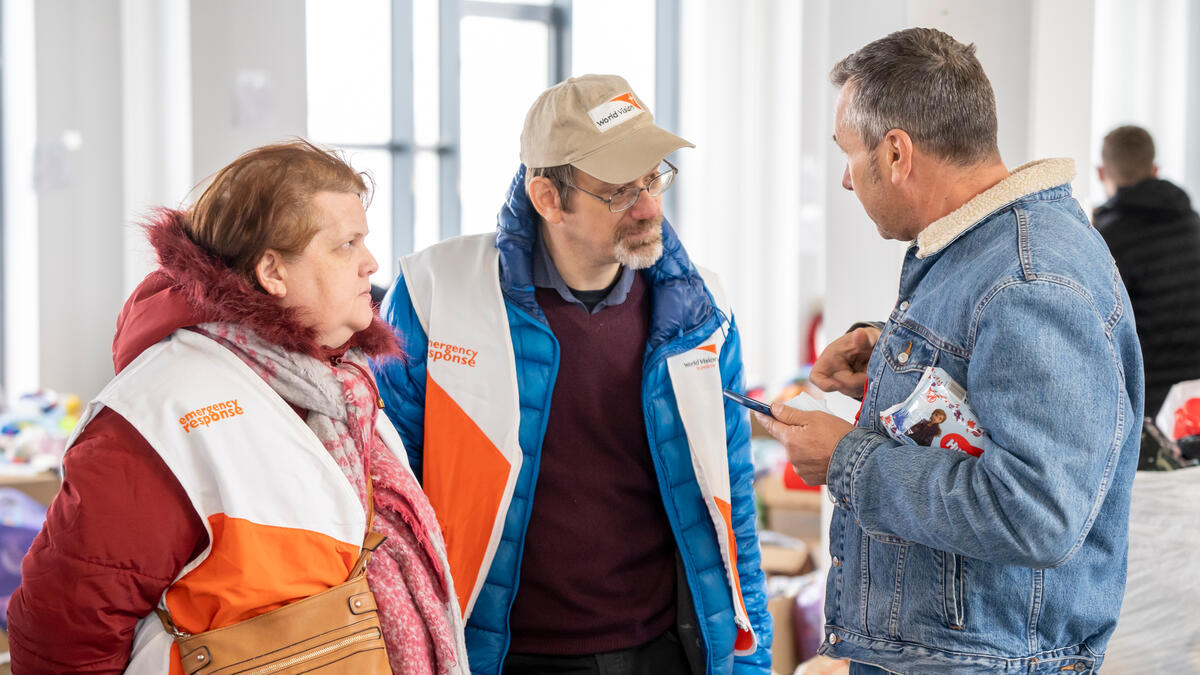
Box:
[374,167,771,674]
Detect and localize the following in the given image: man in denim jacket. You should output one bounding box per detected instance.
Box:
[757,28,1142,674]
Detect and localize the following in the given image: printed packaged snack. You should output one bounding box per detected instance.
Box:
[1154,379,1200,461]
[879,366,986,457]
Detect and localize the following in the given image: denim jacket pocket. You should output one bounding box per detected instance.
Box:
[863,530,913,546]
[880,323,939,374]
[942,550,966,630]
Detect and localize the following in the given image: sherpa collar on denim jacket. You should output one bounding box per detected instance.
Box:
[916,158,1076,259]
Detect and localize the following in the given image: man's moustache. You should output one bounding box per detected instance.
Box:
[615,217,663,240]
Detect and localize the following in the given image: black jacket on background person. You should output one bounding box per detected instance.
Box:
[1095,177,1200,417]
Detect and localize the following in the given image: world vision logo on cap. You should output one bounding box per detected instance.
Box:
[587,92,644,133]
[682,343,719,370]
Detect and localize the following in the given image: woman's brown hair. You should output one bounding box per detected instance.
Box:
[184,139,371,286]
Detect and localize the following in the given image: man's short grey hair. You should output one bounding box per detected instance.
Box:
[830,27,1000,166]
[1101,125,1155,186]
[526,164,576,213]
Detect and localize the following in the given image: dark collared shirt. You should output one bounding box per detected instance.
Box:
[532,231,635,314]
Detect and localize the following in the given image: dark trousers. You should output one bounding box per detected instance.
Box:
[502,629,691,675]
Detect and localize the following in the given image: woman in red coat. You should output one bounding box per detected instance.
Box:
[7,141,467,674]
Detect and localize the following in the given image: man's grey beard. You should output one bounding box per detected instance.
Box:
[613,219,664,270]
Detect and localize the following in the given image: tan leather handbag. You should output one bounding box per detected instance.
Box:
[156,482,392,674]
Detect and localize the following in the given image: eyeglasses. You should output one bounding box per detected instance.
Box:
[564,160,678,213]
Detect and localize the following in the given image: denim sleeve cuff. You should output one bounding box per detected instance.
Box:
[826,427,884,511]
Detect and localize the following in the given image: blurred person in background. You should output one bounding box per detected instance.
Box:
[1095,124,1200,418]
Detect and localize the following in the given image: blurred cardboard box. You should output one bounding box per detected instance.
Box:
[756,472,822,545]
[0,472,59,507]
[758,472,822,510]
[769,592,796,675]
[751,412,770,438]
[761,541,812,577]
[768,508,822,545]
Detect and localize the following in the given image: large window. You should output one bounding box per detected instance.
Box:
[307,0,667,282]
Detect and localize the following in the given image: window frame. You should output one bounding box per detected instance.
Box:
[314,0,680,267]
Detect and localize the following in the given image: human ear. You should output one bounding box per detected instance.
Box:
[527,176,565,225]
[255,250,288,298]
[882,129,913,184]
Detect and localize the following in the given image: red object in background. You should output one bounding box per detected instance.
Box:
[803,311,823,365]
[782,462,821,491]
[1172,398,1200,439]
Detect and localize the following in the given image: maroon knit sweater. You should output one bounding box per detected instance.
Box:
[506,275,678,654]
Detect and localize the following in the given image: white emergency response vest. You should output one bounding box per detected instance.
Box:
[65,329,468,673]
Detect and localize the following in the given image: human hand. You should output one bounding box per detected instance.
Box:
[754,403,854,485]
[810,326,880,398]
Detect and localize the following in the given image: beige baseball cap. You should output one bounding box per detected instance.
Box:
[520,74,694,184]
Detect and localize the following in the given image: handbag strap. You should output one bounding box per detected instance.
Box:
[351,474,388,579]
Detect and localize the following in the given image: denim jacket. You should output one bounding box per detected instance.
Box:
[819,159,1143,674]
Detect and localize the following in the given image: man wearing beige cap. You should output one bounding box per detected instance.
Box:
[375,74,772,674]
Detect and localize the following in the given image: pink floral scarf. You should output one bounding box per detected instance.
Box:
[196,323,459,675]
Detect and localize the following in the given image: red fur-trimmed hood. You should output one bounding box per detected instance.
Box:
[113,209,401,373]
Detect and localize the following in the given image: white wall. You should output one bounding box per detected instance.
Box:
[677,0,811,392]
[820,0,910,352]
[1091,0,1192,205]
[120,0,193,295]
[1028,0,1095,206]
[19,0,309,402]
[3,0,39,400]
[33,0,127,403]
[190,0,309,184]
[1188,1,1200,201]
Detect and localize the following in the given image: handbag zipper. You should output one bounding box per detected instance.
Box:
[245,628,380,674]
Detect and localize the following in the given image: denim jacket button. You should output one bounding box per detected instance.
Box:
[899,301,910,311]
[832,556,842,567]
[827,633,839,644]
[897,351,909,364]
[1074,664,1087,672]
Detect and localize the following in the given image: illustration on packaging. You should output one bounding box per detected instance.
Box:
[880,366,987,457]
